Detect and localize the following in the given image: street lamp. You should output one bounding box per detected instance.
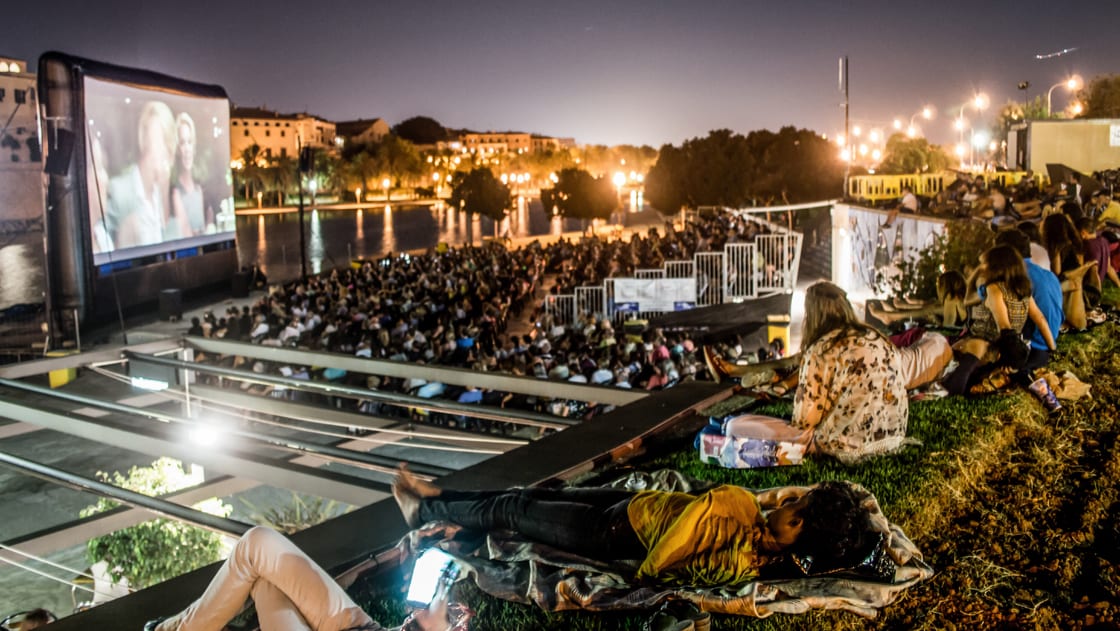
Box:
[908,106,935,137]
[382,177,391,203]
[355,187,362,204]
[1047,75,1083,117]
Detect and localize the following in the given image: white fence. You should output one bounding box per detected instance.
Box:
[542,205,812,327]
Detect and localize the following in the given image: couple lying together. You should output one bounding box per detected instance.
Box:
[149,466,878,631]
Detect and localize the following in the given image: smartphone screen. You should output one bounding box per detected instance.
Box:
[406,548,458,608]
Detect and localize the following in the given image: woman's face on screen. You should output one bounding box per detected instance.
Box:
[178,122,195,170]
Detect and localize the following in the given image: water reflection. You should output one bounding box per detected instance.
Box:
[381,205,394,256]
[309,209,323,274]
[235,199,642,281]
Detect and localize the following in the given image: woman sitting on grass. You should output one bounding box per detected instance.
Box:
[1042,212,1098,330]
[705,282,931,463]
[392,466,874,588]
[942,245,1057,396]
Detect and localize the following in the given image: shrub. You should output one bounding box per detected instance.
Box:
[885,219,993,301]
[80,458,232,588]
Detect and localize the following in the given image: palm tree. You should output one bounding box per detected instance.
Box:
[234,145,266,202]
[272,155,298,206]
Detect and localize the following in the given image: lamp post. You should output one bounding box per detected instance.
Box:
[355,187,362,204]
[955,94,988,168]
[1047,75,1083,117]
[382,177,391,203]
[907,106,935,137]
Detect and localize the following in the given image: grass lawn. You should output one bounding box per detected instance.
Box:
[348,318,1120,630]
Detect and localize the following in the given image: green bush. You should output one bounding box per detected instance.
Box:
[80,458,232,588]
[886,219,993,301]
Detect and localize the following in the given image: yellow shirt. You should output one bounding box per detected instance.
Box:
[627,485,767,586]
[1099,201,1120,226]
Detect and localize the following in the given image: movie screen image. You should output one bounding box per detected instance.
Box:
[84,76,234,265]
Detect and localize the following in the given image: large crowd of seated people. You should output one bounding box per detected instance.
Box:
[189,213,782,435]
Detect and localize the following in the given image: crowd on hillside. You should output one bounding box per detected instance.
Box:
[700,191,1117,466]
[886,167,1120,226]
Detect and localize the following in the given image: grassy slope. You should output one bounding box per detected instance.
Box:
[349,320,1120,630]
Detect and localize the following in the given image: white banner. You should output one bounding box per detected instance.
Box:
[613,278,697,312]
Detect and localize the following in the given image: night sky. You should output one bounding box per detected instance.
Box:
[9,1,1120,147]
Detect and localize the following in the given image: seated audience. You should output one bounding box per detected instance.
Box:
[1042,213,1098,329]
[942,246,1056,395]
[993,229,1063,375]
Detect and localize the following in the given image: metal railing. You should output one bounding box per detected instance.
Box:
[544,206,807,327]
[847,170,1046,202]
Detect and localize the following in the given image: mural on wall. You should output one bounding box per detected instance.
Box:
[845,207,945,296]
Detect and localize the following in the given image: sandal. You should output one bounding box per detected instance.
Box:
[969,367,1012,395]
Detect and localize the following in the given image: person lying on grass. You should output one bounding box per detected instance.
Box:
[145,526,454,631]
[393,465,875,587]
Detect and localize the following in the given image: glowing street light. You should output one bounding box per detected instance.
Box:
[612,171,626,188]
[355,187,362,204]
[382,177,391,203]
[1047,74,1083,116]
[892,119,903,130]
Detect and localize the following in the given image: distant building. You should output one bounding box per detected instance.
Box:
[336,118,390,146]
[230,106,337,162]
[461,132,532,155]
[460,131,571,155]
[0,55,43,222]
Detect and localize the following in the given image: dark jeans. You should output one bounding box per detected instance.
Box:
[418,487,646,560]
[1012,348,1052,386]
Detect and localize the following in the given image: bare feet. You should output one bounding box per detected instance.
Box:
[392,477,422,528]
[397,464,441,498]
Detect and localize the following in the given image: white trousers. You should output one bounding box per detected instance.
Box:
[159,526,377,631]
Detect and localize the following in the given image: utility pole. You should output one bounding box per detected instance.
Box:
[840,56,850,198]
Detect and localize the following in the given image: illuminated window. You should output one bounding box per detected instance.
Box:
[0,62,7,72]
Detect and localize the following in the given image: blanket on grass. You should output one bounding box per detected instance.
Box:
[385,470,933,619]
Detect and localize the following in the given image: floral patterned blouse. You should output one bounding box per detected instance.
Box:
[792,327,909,464]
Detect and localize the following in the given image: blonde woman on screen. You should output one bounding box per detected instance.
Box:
[169,111,211,238]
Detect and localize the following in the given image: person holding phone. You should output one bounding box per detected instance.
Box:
[146,526,454,631]
[393,465,875,587]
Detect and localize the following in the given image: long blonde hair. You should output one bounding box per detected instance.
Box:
[800,281,878,351]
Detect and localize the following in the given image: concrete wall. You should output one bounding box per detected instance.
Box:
[1028,119,1120,174]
